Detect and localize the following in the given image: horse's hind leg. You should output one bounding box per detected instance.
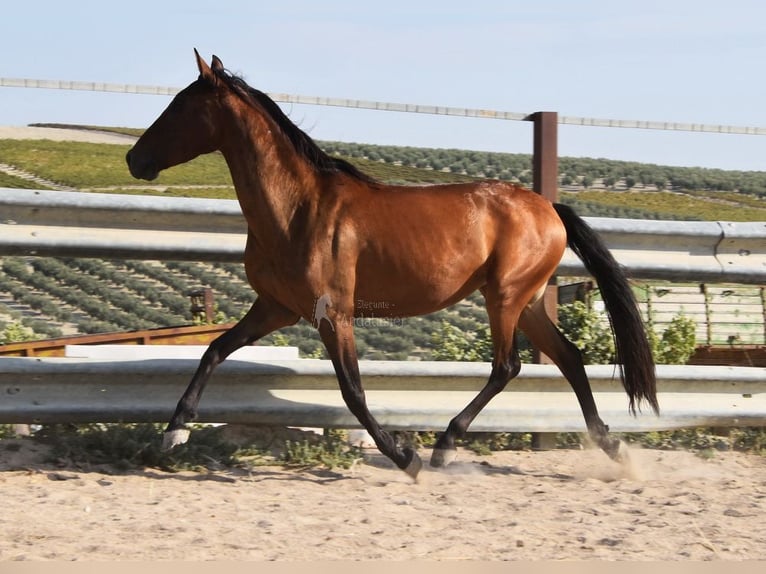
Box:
[431,296,522,468]
[163,296,299,449]
[518,294,624,462]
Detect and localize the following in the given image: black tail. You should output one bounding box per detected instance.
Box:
[553,203,659,415]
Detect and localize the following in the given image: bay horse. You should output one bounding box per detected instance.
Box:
[126,51,658,479]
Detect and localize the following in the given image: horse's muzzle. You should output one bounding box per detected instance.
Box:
[126,149,159,181]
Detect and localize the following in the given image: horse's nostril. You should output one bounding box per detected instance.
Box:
[125,149,133,166]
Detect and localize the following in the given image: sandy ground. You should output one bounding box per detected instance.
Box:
[1,434,764,562]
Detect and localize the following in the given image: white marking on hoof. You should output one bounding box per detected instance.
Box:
[162,428,190,451]
[403,451,423,482]
[430,448,458,468]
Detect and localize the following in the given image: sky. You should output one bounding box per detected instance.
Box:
[1,0,765,171]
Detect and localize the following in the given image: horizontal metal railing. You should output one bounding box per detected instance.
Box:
[1,358,764,431]
[3,77,766,135]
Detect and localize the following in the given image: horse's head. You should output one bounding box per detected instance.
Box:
[126,50,226,181]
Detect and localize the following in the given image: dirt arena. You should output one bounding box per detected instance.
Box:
[1,434,765,562]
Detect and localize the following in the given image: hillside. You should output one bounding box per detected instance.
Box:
[1,129,765,355]
[3,126,766,220]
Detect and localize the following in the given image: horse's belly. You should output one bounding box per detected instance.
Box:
[352,263,484,318]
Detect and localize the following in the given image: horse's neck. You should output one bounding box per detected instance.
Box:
[220,109,318,241]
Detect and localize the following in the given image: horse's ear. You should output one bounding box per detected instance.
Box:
[194,48,216,83]
[211,55,224,72]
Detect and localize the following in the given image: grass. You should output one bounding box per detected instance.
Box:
[0,139,472,192]
[3,423,365,473]
[348,157,476,185]
[281,429,363,470]
[683,189,766,210]
[2,135,765,220]
[619,427,766,457]
[456,428,766,458]
[563,189,766,222]
[0,171,52,190]
[90,186,238,200]
[36,423,244,472]
[3,424,762,477]
[0,139,233,188]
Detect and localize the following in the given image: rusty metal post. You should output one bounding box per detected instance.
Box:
[190,288,215,323]
[530,111,559,451]
[530,111,559,364]
[532,111,559,205]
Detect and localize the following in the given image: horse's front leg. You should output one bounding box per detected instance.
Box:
[163,296,299,449]
[317,313,422,480]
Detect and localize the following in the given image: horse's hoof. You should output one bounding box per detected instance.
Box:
[402,448,423,481]
[602,437,630,464]
[162,428,190,451]
[429,448,458,468]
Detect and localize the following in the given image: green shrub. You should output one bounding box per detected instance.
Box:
[651,314,697,364]
[0,425,19,439]
[25,424,368,472]
[0,321,40,344]
[557,301,697,366]
[38,423,243,472]
[558,301,615,364]
[430,321,532,363]
[620,427,766,457]
[281,429,362,470]
[431,320,492,362]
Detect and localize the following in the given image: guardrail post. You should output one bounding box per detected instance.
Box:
[530,111,560,450]
[190,288,215,323]
[761,287,766,344]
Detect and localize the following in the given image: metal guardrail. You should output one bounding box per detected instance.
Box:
[1,359,764,431]
[0,188,246,261]
[1,188,765,283]
[556,216,766,284]
[1,189,764,432]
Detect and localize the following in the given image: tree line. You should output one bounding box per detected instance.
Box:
[321,141,766,196]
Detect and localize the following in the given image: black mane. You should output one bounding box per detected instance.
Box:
[215,69,376,183]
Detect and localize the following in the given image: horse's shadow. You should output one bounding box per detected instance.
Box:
[1,436,582,485]
[138,466,352,485]
[360,448,579,482]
